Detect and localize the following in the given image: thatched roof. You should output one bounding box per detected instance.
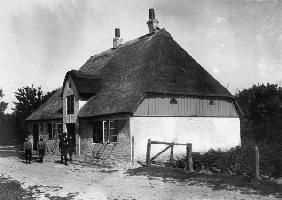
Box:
[62,70,102,99]
[26,88,63,121]
[78,29,233,117]
[27,29,234,120]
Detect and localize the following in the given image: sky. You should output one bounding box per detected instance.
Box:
[0,0,281,113]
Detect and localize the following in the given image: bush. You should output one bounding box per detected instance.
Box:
[174,145,282,178]
[193,146,251,176]
[259,144,282,178]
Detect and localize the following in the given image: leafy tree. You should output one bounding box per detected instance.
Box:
[0,89,16,145]
[235,83,282,143]
[13,85,58,140]
[235,83,282,123]
[13,85,56,119]
[0,89,8,114]
[13,85,43,119]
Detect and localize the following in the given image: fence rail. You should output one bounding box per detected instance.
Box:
[150,141,187,146]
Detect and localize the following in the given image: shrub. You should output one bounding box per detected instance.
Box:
[191,146,251,176]
[174,145,282,178]
[259,143,282,178]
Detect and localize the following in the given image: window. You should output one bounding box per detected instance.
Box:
[67,95,74,114]
[48,123,63,139]
[93,120,118,143]
[48,123,52,139]
[93,121,103,143]
[39,124,44,140]
[209,100,215,105]
[103,121,109,142]
[170,98,177,104]
[109,121,118,142]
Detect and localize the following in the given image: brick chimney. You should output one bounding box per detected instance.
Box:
[146,8,159,33]
[113,28,123,49]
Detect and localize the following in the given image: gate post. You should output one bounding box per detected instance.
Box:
[186,143,193,172]
[146,139,151,166]
[170,142,174,163]
[251,145,259,181]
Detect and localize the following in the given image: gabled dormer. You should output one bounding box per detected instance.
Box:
[62,70,102,124]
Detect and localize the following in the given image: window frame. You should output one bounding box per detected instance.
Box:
[109,120,118,143]
[48,123,52,139]
[48,123,63,140]
[93,120,118,144]
[66,95,74,114]
[93,121,103,143]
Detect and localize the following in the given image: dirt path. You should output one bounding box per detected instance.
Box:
[0,146,281,200]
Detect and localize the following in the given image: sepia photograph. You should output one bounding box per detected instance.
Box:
[0,0,281,199]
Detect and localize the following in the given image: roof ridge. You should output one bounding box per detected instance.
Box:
[69,69,99,78]
[87,29,171,62]
[79,29,172,74]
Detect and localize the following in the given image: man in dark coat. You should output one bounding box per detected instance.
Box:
[59,133,68,165]
[23,138,32,164]
[37,137,46,163]
[67,136,75,162]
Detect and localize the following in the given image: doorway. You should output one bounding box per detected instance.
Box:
[66,123,75,140]
[33,124,39,150]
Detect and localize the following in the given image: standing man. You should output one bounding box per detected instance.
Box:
[59,133,68,165]
[67,135,75,162]
[23,138,32,164]
[37,137,46,163]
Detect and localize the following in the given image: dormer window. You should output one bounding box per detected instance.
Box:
[69,82,72,89]
[67,95,74,114]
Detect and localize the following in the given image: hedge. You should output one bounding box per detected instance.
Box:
[174,145,282,178]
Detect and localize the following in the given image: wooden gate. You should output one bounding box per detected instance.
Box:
[146,139,193,172]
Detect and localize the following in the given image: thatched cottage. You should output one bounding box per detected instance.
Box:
[26,9,241,161]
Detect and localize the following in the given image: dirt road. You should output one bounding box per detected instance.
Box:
[0,146,281,199]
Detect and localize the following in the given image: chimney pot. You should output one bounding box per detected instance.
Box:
[149,8,155,20]
[147,8,159,33]
[115,28,120,38]
[113,28,123,49]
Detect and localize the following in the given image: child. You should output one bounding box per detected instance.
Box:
[23,138,32,164]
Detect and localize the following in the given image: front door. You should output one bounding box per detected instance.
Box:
[66,123,75,141]
[33,124,39,150]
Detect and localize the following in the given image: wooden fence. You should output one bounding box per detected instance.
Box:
[146,139,193,172]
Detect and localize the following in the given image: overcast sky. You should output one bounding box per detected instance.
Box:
[0,0,281,113]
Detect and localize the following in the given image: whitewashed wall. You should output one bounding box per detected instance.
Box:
[130,117,240,161]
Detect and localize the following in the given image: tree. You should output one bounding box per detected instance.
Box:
[235,83,282,143]
[13,85,57,119]
[13,85,58,141]
[0,89,8,114]
[235,83,282,123]
[0,89,16,145]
